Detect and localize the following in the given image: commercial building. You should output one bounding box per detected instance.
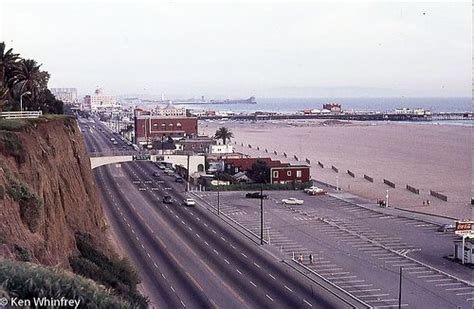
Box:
[86,88,120,111]
[134,104,198,146]
[51,88,77,104]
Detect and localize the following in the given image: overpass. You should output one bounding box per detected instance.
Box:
[89,151,206,174]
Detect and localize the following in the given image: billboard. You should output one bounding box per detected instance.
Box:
[455,221,473,236]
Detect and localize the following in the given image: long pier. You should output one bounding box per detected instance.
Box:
[197,111,472,122]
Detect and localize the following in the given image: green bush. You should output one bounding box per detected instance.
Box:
[6,180,43,233]
[209,181,312,191]
[0,130,25,163]
[0,259,133,308]
[0,184,4,200]
[0,119,28,131]
[14,245,31,262]
[70,232,148,308]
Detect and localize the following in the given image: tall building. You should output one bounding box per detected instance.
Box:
[134,103,198,145]
[89,88,120,111]
[51,88,77,104]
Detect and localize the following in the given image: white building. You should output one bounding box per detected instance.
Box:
[210,144,234,154]
[51,88,77,104]
[89,88,120,111]
[154,102,186,117]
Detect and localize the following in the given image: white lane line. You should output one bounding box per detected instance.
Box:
[241,253,248,258]
[236,269,243,275]
[268,273,276,280]
[455,292,474,296]
[162,273,166,279]
[170,286,175,292]
[284,285,293,292]
[249,281,257,287]
[266,295,274,302]
[303,299,312,307]
[224,258,230,264]
[254,262,261,268]
[446,287,472,291]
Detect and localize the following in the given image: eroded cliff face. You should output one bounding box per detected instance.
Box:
[0,116,107,268]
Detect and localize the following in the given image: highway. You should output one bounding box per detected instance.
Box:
[78,117,350,308]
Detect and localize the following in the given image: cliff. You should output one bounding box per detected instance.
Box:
[0,115,108,267]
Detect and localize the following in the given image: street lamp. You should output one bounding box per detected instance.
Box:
[20,91,31,112]
[386,189,389,207]
[260,184,264,245]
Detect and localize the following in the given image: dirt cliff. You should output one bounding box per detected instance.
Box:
[0,116,108,268]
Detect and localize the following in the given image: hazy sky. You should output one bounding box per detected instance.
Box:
[1,1,471,98]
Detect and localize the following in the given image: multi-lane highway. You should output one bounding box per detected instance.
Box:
[79,117,351,308]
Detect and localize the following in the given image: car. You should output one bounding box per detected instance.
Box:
[175,176,184,183]
[152,172,160,177]
[158,165,167,170]
[245,192,269,199]
[112,141,118,145]
[165,170,174,176]
[183,198,196,206]
[305,187,326,195]
[163,195,173,204]
[437,224,455,232]
[281,198,304,205]
[110,137,115,141]
[304,186,321,193]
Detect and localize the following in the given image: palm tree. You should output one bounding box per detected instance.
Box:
[214,127,234,145]
[13,59,49,108]
[0,42,20,109]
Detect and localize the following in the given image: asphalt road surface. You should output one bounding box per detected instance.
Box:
[79,116,350,308]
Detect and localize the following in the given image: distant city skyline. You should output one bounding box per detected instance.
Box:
[3,1,471,98]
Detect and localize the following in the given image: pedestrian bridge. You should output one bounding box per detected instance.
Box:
[89,151,205,174]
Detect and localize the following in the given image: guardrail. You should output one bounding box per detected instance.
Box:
[430,190,448,201]
[0,111,42,119]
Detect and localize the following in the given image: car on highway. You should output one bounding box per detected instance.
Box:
[158,165,167,170]
[165,169,174,176]
[245,192,269,199]
[112,141,118,145]
[437,224,455,232]
[183,198,196,206]
[163,195,173,204]
[281,198,304,205]
[175,176,184,183]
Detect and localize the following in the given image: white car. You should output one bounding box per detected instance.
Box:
[183,198,196,206]
[281,198,304,205]
[304,186,320,193]
[305,187,326,195]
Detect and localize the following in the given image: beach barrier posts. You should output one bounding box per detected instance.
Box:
[274,150,278,155]
[294,155,299,161]
[283,152,287,158]
[364,174,374,183]
[383,179,396,188]
[406,184,420,194]
[305,158,311,164]
[347,170,355,178]
[430,190,447,201]
[257,146,260,150]
[265,148,268,153]
[331,165,339,173]
[248,144,252,148]
[318,161,324,168]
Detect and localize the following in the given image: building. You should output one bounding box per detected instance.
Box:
[51,88,77,104]
[453,237,474,264]
[134,104,198,146]
[323,103,342,113]
[175,137,216,154]
[222,157,310,184]
[210,144,234,154]
[88,88,120,111]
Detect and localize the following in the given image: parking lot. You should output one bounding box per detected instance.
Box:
[193,189,473,308]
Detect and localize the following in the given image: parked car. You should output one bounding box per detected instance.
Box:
[175,176,184,183]
[163,195,173,204]
[165,169,174,176]
[245,192,269,199]
[183,198,196,206]
[304,186,321,193]
[281,198,304,205]
[112,141,118,145]
[110,137,115,141]
[158,165,167,170]
[437,224,455,232]
[305,187,326,195]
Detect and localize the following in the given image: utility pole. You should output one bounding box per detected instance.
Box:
[260,184,264,245]
[217,181,220,215]
[186,154,190,192]
[398,266,403,309]
[386,189,390,207]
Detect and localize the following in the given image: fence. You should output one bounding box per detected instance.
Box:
[406,184,420,194]
[318,161,324,168]
[363,174,374,183]
[0,111,42,119]
[430,190,448,201]
[347,170,355,178]
[383,179,396,188]
[331,165,339,173]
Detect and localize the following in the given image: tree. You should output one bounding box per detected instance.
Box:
[248,160,270,183]
[0,42,20,110]
[214,127,234,145]
[13,59,49,106]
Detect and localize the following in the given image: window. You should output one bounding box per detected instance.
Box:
[296,170,302,178]
[273,171,279,178]
[287,171,291,176]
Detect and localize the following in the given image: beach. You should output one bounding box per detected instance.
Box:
[200,120,472,220]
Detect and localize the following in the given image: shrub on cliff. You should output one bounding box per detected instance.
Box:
[0,259,133,308]
[70,232,148,308]
[0,130,25,163]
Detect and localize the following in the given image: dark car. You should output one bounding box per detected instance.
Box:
[163,195,173,204]
[245,192,269,199]
[175,176,184,183]
[437,224,455,232]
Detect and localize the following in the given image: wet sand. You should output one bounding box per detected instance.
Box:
[200,120,473,219]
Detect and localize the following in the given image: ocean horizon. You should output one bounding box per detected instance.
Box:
[180,97,471,113]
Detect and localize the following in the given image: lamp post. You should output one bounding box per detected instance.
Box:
[217,181,220,216]
[260,184,264,245]
[386,189,389,207]
[20,91,31,113]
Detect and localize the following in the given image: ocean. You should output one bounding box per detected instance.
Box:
[181,97,471,113]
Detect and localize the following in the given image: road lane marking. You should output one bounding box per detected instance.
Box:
[268,273,276,280]
[266,295,274,302]
[303,299,312,307]
[236,269,243,275]
[284,285,293,292]
[249,281,257,287]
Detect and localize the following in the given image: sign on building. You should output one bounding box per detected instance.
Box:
[132,155,151,161]
[455,221,474,236]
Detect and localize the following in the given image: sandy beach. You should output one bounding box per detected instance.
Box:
[200,120,472,220]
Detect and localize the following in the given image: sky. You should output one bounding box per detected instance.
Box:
[1,0,471,98]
